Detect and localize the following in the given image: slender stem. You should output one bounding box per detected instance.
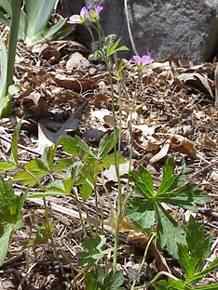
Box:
[73,189,87,237]
[107,65,122,272]
[147,271,179,287]
[130,233,156,290]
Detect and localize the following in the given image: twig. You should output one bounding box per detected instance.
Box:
[214,63,218,107]
[0,134,40,156]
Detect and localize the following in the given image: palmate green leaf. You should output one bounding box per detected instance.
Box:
[160,184,208,208]
[127,198,156,230]
[156,205,186,259]
[131,167,155,197]
[0,178,23,266]
[178,218,211,280]
[159,158,178,194]
[105,35,129,57]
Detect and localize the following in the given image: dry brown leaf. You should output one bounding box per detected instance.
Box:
[53,74,97,92]
[170,135,196,157]
[178,72,213,97]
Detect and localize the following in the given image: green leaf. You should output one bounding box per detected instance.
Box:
[0,0,12,17]
[0,161,16,172]
[156,205,186,259]
[80,235,107,266]
[85,269,124,290]
[25,0,58,41]
[0,224,14,266]
[52,158,74,172]
[131,167,155,197]
[79,176,95,199]
[41,145,56,170]
[104,271,124,290]
[178,218,211,280]
[0,178,23,225]
[127,198,156,230]
[98,131,117,159]
[85,271,99,290]
[37,16,66,42]
[14,159,48,186]
[154,279,185,290]
[59,135,95,158]
[46,177,73,195]
[159,158,178,194]
[99,153,126,173]
[191,257,218,283]
[13,170,39,186]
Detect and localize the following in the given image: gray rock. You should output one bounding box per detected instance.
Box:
[61,0,218,63]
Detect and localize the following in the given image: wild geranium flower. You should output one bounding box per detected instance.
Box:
[131,53,153,66]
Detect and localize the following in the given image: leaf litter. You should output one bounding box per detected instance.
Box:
[0,38,218,289]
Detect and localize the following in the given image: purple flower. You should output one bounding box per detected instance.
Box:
[95,5,103,14]
[80,6,89,18]
[132,53,153,66]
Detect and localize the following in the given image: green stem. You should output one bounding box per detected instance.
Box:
[5,0,22,94]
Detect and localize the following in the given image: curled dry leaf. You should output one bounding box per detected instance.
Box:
[178,72,213,97]
[170,135,196,157]
[53,74,97,92]
[149,141,171,164]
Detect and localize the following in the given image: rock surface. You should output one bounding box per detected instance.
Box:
[61,0,218,63]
